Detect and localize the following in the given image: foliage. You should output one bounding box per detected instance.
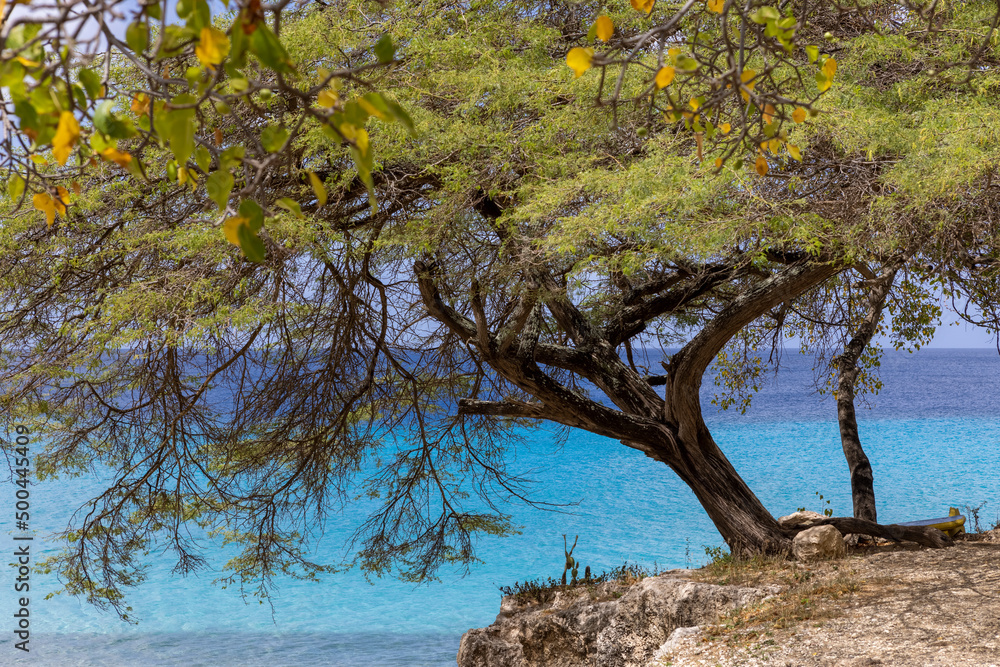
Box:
[796,491,834,518]
[0,0,999,620]
[0,0,412,261]
[498,560,657,605]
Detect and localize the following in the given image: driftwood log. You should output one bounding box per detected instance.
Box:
[781,516,953,549]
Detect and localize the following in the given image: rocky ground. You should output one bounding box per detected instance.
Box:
[663,530,1000,667]
[459,529,1000,667]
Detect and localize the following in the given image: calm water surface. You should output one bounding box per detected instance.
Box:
[2,349,998,665]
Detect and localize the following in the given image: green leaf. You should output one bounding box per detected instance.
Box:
[78,68,102,100]
[13,100,39,136]
[275,197,304,219]
[187,0,212,32]
[249,24,294,73]
[126,21,149,55]
[382,97,416,136]
[196,145,211,172]
[351,144,375,211]
[374,34,395,63]
[93,100,135,139]
[220,145,245,171]
[7,174,25,200]
[237,223,265,262]
[160,95,197,164]
[805,45,819,63]
[6,23,41,50]
[260,125,288,153]
[238,199,264,232]
[206,170,234,210]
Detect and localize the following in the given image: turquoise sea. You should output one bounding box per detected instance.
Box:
[2,349,999,665]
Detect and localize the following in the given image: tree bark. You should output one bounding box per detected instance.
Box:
[419,257,842,557]
[835,267,898,523]
[657,428,790,557]
[782,516,952,549]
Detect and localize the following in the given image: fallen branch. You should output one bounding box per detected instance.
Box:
[782,516,953,549]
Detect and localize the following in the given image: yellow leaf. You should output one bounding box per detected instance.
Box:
[792,107,806,123]
[817,58,837,92]
[195,26,230,68]
[34,193,55,226]
[755,154,769,176]
[15,56,40,68]
[317,88,340,108]
[308,170,327,207]
[55,187,69,215]
[787,144,802,161]
[354,128,370,156]
[131,93,150,116]
[689,97,700,111]
[177,167,188,185]
[740,69,756,102]
[566,47,594,78]
[357,97,389,120]
[823,57,838,79]
[222,216,250,246]
[595,16,614,42]
[760,141,769,152]
[655,66,675,89]
[720,122,731,134]
[630,0,654,14]
[52,111,80,166]
[707,0,725,13]
[768,138,781,154]
[714,158,723,169]
[339,123,358,142]
[763,103,775,124]
[668,48,681,63]
[101,147,133,167]
[29,154,47,165]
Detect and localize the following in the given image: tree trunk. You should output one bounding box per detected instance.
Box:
[836,376,878,522]
[782,516,952,549]
[835,266,898,523]
[656,426,790,557]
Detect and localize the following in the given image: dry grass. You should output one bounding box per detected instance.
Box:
[690,552,869,647]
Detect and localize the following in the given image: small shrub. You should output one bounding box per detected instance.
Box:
[498,561,659,605]
[963,501,987,533]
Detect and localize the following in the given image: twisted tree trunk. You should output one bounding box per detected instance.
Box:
[835,267,898,522]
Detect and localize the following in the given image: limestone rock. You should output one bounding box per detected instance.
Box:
[650,625,702,663]
[457,575,771,667]
[777,510,827,529]
[793,524,847,561]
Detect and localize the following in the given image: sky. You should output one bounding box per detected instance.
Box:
[919,313,997,348]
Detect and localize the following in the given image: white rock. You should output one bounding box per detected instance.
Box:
[793,524,847,561]
[650,625,702,663]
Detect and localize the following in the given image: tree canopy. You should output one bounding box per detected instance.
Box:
[1,0,999,617]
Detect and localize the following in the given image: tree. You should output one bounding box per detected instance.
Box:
[1,0,998,616]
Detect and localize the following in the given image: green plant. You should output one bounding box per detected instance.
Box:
[797,491,833,517]
[499,561,660,605]
[561,534,589,586]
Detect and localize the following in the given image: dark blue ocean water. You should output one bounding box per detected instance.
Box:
[2,349,999,665]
